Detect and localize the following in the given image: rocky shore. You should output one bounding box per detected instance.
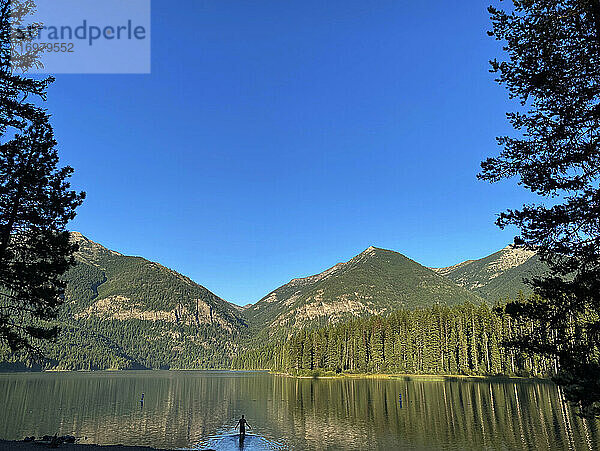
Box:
[0,440,215,451]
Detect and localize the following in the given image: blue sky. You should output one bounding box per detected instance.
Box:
[46,0,535,305]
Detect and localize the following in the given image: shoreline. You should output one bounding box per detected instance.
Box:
[0,439,221,451]
[0,368,551,383]
[271,371,551,382]
[0,440,174,451]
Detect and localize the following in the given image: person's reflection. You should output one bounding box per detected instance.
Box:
[238,432,245,450]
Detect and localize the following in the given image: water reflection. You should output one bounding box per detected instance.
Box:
[0,371,597,450]
[193,429,288,451]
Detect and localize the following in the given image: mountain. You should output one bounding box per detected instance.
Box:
[66,232,244,332]
[245,246,483,334]
[2,232,248,371]
[1,237,549,372]
[431,245,548,302]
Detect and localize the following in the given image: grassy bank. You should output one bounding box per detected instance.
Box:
[0,367,549,384]
[275,370,551,383]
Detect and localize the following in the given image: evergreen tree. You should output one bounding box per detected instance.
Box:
[480,0,600,416]
[0,0,85,352]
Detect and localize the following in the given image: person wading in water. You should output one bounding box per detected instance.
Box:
[236,415,251,436]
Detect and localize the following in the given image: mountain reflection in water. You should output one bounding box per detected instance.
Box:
[0,371,598,450]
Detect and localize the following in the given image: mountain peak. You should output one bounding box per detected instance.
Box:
[432,245,545,301]
[356,246,390,258]
[70,231,122,261]
[495,244,537,271]
[247,245,480,333]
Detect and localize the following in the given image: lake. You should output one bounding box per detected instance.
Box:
[0,371,598,450]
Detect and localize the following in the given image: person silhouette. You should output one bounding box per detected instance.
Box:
[235,414,251,436]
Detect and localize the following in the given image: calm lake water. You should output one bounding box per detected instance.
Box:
[0,371,598,450]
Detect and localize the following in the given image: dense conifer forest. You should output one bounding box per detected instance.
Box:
[233,300,555,378]
[2,298,556,377]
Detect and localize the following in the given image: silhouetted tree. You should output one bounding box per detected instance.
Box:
[480,0,600,417]
[0,0,84,353]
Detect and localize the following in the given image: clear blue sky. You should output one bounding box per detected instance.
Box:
[47,0,535,305]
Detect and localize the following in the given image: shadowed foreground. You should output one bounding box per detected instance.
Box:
[0,440,180,451]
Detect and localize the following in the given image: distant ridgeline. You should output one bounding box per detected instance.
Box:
[0,234,549,375]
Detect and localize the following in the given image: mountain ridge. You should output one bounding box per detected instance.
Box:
[430,244,547,301]
[1,235,548,370]
[245,245,484,334]
[67,231,245,331]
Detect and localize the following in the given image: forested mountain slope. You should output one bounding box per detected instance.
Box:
[245,246,483,335]
[1,233,248,370]
[66,232,244,331]
[432,245,548,302]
